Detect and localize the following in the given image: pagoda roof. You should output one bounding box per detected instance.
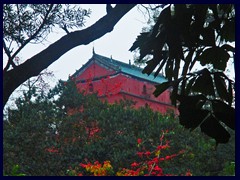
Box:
[73,53,167,84]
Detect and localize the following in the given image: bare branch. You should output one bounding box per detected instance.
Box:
[137,4,164,23]
[3,40,17,71]
[3,40,11,59]
[140,4,152,19]
[148,4,165,10]
[6,4,54,72]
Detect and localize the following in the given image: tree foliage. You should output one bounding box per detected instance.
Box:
[4,78,235,176]
[130,4,235,144]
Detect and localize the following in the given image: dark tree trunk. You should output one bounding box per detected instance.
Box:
[3,4,136,108]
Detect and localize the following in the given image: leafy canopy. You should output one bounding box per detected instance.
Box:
[4,78,235,175]
[130,4,235,144]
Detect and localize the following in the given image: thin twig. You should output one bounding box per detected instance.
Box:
[3,40,17,71]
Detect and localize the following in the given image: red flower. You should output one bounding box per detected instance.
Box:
[159,158,165,161]
[150,171,156,175]
[165,155,171,160]
[131,162,139,167]
[80,163,87,168]
[170,154,177,158]
[147,160,154,166]
[145,151,151,156]
[186,169,192,176]
[153,165,163,173]
[158,144,170,150]
[94,161,99,165]
[152,157,159,163]
[157,145,163,150]
[137,138,142,144]
[136,152,144,158]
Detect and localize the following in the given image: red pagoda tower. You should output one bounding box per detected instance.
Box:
[72,52,177,114]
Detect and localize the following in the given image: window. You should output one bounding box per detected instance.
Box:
[89,83,93,92]
[142,84,147,95]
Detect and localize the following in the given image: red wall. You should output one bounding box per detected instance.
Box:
[76,62,115,81]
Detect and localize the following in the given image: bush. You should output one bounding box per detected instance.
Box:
[3,79,235,175]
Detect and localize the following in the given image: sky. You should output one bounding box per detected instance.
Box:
[17,4,147,84]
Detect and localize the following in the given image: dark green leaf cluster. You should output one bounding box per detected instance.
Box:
[130,4,235,144]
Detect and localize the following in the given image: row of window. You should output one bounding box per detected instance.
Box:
[88,83,148,95]
[87,83,167,103]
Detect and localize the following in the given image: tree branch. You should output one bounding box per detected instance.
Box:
[140,4,152,19]
[3,4,136,108]
[62,24,70,34]
[4,4,54,73]
[3,40,17,71]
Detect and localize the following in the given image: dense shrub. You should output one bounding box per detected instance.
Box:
[3,79,235,176]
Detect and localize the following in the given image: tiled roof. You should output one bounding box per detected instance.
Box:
[74,53,167,84]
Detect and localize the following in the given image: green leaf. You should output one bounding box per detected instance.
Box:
[177,95,208,131]
[185,76,197,95]
[151,6,171,35]
[189,48,204,71]
[198,47,230,71]
[228,79,233,106]
[192,69,215,96]
[167,27,184,60]
[200,114,231,144]
[177,94,207,110]
[220,19,235,42]
[153,81,172,97]
[179,108,209,131]
[182,50,194,76]
[170,80,181,106]
[221,44,235,52]
[211,100,235,130]
[165,58,174,81]
[153,60,165,78]
[180,78,187,95]
[11,164,20,174]
[154,52,168,78]
[214,73,229,102]
[142,58,161,75]
[129,33,148,51]
[201,26,215,46]
[173,58,181,80]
